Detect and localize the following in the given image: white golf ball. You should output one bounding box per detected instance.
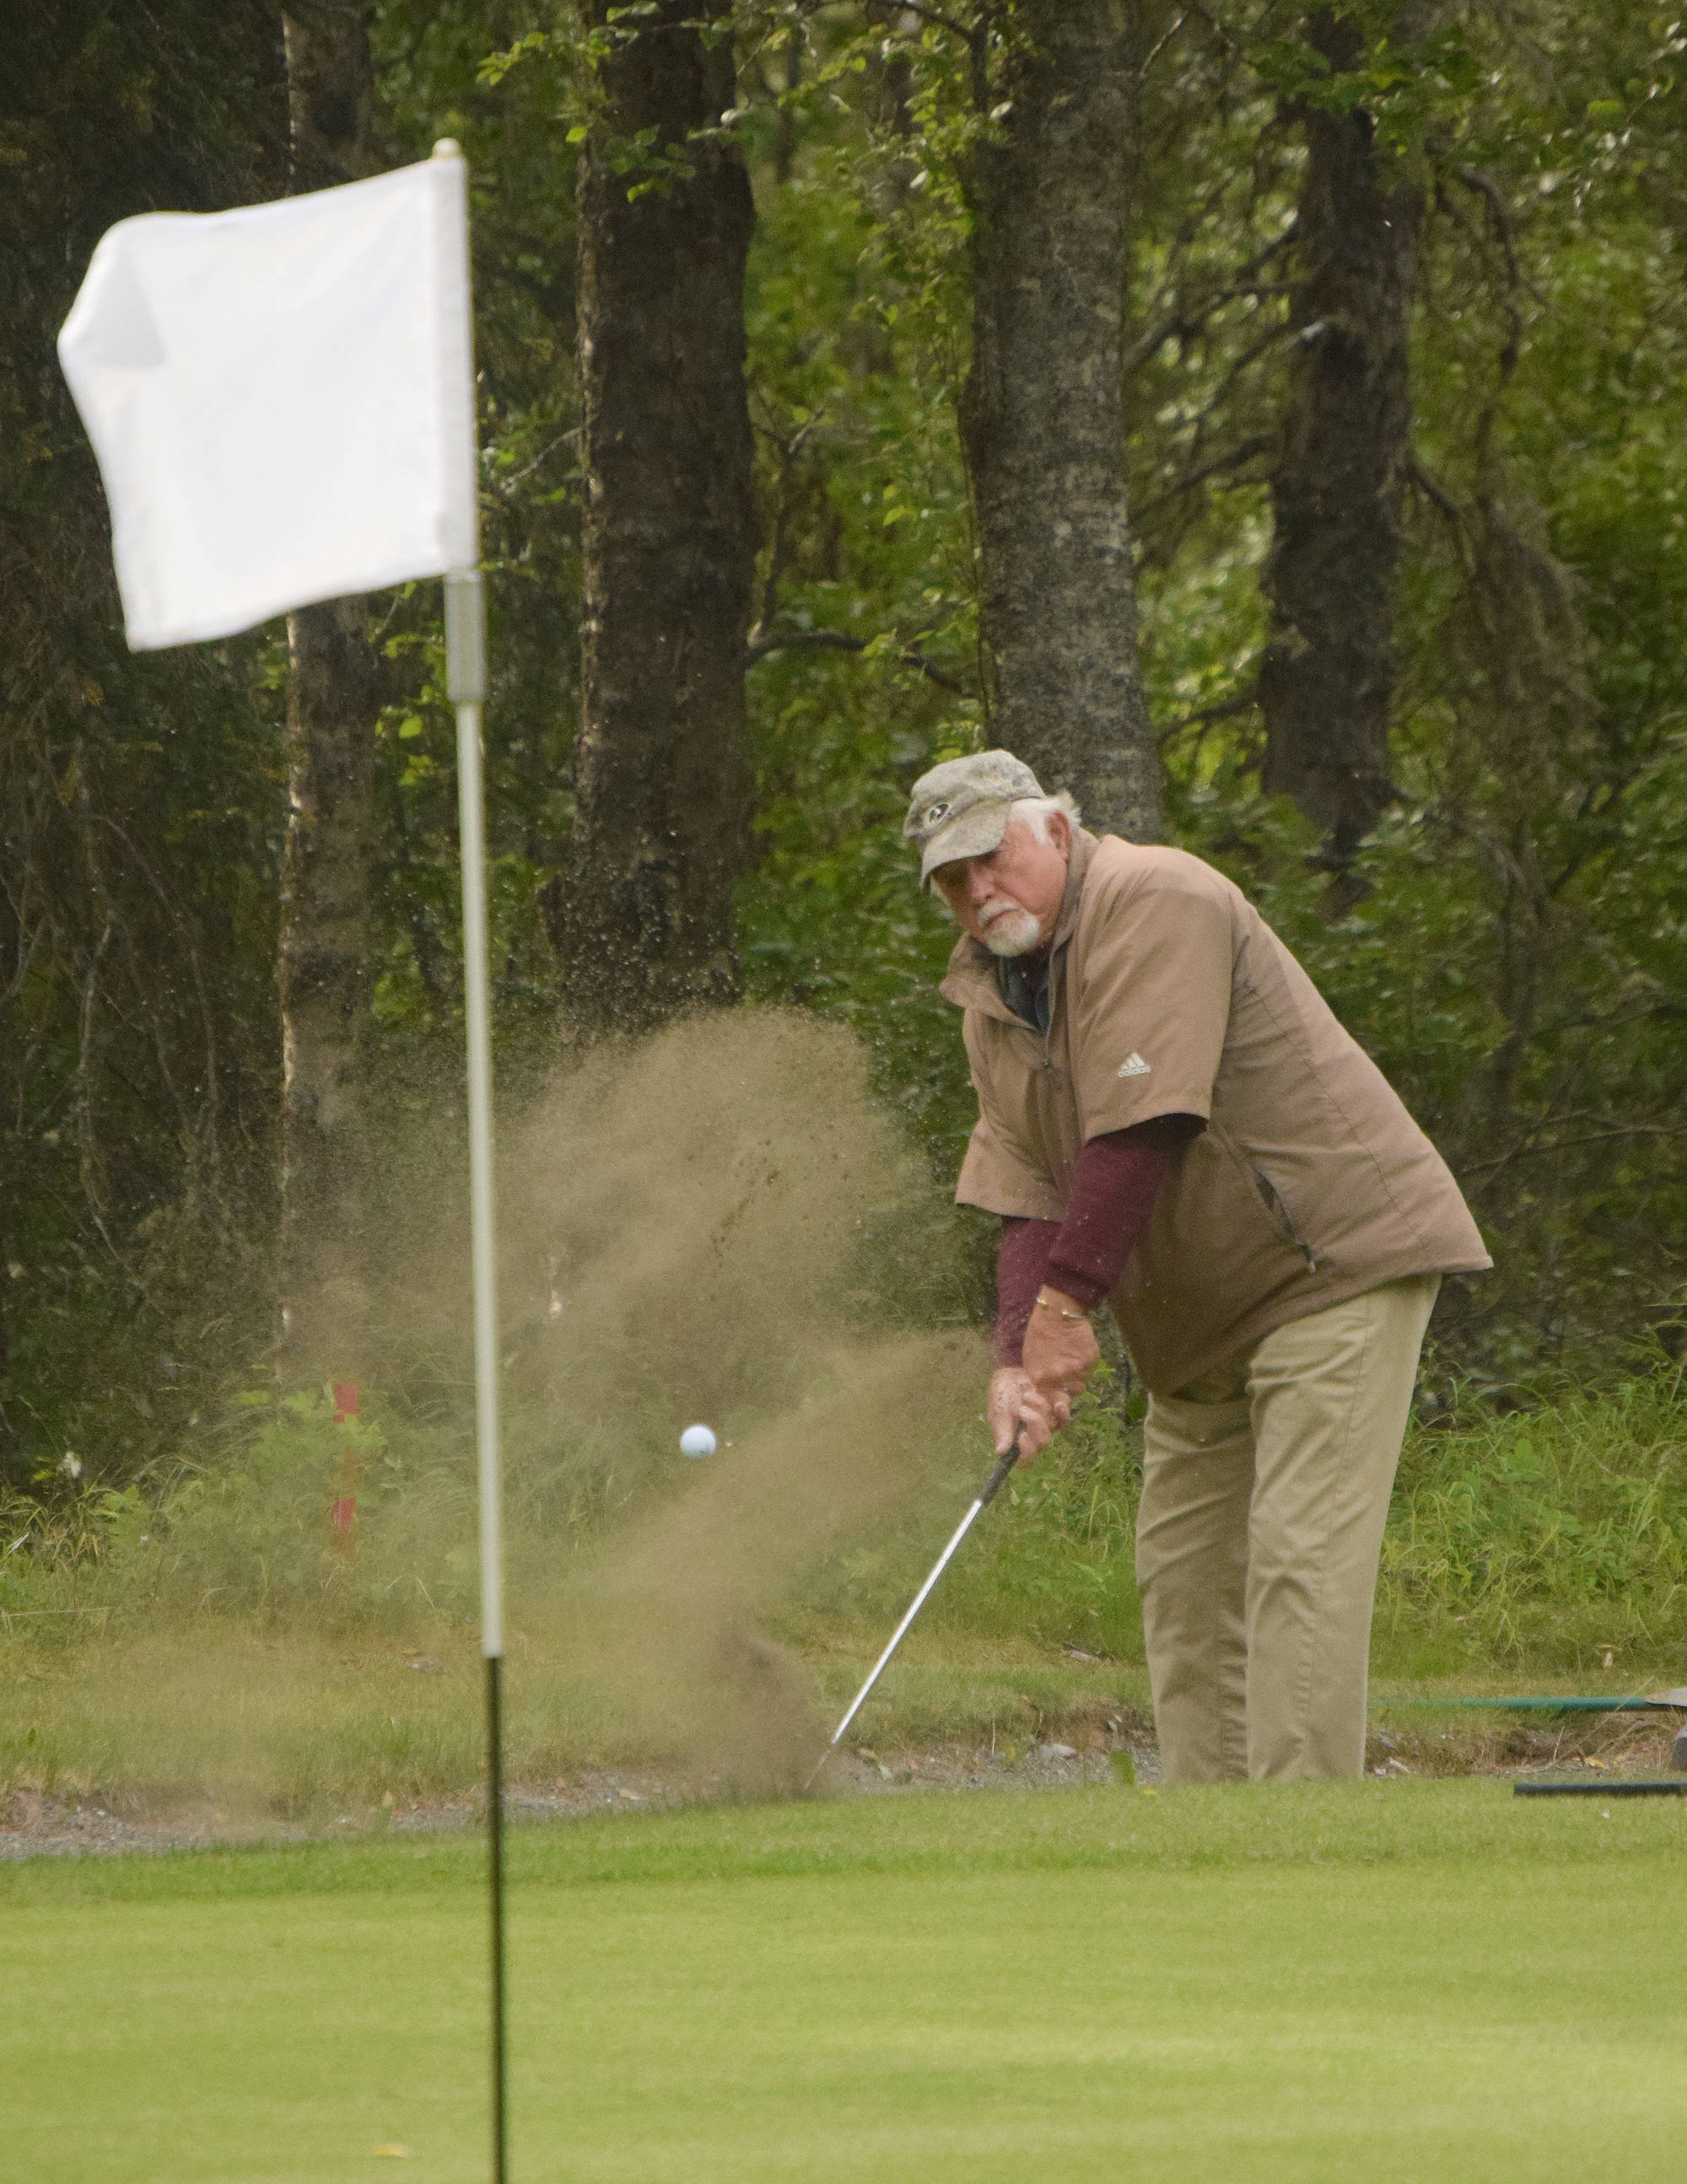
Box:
[679,1423,718,1459]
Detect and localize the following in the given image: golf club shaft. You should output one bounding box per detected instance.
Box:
[811,1438,1023,1781]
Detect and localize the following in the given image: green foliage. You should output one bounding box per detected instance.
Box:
[727,1,1685,1386]
[0,4,293,1485]
[0,1380,638,1640]
[935,1368,1145,1659]
[5,0,1687,1502]
[732,66,988,1174]
[1381,1344,1687,1672]
[3,1351,1684,1814]
[1126,0,1687,1372]
[793,1353,1687,1680]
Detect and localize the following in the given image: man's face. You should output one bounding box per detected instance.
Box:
[931,812,1071,957]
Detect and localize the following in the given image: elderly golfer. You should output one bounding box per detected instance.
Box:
[906,750,1490,1782]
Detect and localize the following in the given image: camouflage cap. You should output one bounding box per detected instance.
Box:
[902,749,1046,887]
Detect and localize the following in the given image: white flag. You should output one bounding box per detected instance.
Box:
[58,153,477,652]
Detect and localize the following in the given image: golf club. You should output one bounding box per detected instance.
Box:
[807,1431,1027,1789]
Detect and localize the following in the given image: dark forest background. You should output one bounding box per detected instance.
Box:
[3,2,1684,1496]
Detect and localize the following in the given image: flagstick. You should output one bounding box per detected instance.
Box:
[446,565,508,2184]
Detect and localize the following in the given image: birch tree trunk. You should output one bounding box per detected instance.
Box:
[277,2,380,1376]
[557,2,757,1037]
[960,0,1161,843]
[1259,7,1427,872]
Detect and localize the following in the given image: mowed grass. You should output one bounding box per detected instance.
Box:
[8,1781,1687,2184]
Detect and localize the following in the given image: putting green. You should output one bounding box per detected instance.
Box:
[7,1781,1684,2182]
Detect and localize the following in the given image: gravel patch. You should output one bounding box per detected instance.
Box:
[1,1728,1159,1863]
[8,1708,1679,1863]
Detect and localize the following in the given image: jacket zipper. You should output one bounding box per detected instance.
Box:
[1040,937,1068,1075]
[1252,1163,1318,1272]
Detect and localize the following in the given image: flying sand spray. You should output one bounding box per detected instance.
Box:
[661,1379,1025,1791]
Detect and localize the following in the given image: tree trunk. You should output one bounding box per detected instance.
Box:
[558,3,757,1037]
[278,3,380,1377]
[1259,7,1427,871]
[959,0,1160,843]
[0,892,13,1471]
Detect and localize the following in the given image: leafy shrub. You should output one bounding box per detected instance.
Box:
[1380,1347,1687,1673]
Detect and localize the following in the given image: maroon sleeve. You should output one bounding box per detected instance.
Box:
[1044,1114,1202,1310]
[993,1216,1060,1367]
[993,1115,1202,1363]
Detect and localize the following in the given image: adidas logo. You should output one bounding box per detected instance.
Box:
[1116,1052,1151,1078]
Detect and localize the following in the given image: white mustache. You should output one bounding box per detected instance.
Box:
[977,902,1042,957]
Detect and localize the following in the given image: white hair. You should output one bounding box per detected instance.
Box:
[1006,790,1081,842]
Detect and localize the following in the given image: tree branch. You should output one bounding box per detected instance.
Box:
[1135,434,1273,520]
[1122,232,1296,377]
[497,429,579,496]
[1462,1119,1687,1182]
[1155,685,1260,749]
[1451,165,1532,297]
[1140,9,1194,77]
[746,626,966,693]
[878,3,978,41]
[1404,451,1463,526]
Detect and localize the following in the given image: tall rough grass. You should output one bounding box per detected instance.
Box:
[1379,1353,1687,1674]
[8,1356,1685,1683]
[0,1389,646,1642]
[795,1348,1687,1683]
[5,1356,1685,1815]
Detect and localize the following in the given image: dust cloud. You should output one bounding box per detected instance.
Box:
[558,1329,980,1794]
[487,1010,985,1794]
[13,1013,993,1820]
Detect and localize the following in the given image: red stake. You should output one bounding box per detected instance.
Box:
[330,1379,361,1553]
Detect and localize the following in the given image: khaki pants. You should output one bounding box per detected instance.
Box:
[1135,1273,1439,1783]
